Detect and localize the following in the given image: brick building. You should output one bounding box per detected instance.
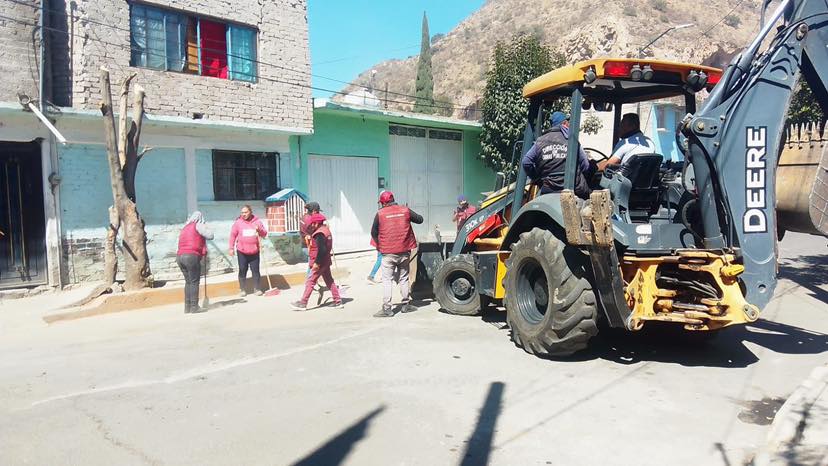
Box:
[0,0,311,289]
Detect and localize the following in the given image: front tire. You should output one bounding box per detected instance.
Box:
[504,228,598,357]
[434,254,481,316]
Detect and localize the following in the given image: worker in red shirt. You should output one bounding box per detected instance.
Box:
[291,213,343,310]
[370,191,423,317]
[452,195,477,231]
[300,201,321,276]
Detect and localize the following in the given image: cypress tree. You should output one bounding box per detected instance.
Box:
[413,12,435,114]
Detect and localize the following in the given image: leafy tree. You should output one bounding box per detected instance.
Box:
[413,12,435,114]
[724,14,741,28]
[431,33,445,45]
[788,81,824,125]
[479,34,601,174]
[432,94,454,117]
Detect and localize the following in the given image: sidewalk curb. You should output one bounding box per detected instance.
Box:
[43,268,350,324]
[753,364,828,466]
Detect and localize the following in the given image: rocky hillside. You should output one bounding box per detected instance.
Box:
[341,0,762,118]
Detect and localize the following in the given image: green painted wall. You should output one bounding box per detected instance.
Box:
[290,112,390,194]
[462,130,493,205]
[290,108,494,207]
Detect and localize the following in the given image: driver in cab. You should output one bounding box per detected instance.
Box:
[597,113,656,171]
[521,111,592,199]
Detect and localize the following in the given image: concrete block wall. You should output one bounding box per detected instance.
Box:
[61,0,312,130]
[0,2,41,103]
[197,201,304,271]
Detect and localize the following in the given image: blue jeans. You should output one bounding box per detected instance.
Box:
[369,252,382,278]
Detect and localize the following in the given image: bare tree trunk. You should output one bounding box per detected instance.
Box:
[99,68,151,292]
[103,206,120,285]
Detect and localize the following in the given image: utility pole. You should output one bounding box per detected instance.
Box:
[384,82,389,109]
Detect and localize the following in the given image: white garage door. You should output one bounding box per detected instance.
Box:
[308,155,378,253]
[390,125,463,241]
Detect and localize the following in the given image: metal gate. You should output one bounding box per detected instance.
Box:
[390,125,463,240]
[308,155,379,253]
[0,142,47,289]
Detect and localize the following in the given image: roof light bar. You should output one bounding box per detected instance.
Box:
[604,61,633,78]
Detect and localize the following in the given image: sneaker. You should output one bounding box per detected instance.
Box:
[401,303,418,313]
[332,301,344,309]
[366,276,380,284]
[190,306,207,314]
[373,308,394,318]
[291,301,308,311]
[239,290,248,298]
[254,290,264,296]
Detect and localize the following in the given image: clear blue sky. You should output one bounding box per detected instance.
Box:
[307,0,485,97]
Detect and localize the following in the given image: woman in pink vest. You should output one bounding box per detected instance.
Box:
[229,205,268,296]
[176,211,214,314]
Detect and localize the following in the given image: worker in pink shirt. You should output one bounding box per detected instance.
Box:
[229,204,267,296]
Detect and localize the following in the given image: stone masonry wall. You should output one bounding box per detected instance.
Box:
[62,225,303,284]
[68,0,312,129]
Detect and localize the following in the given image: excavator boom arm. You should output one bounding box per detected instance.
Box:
[687,0,828,307]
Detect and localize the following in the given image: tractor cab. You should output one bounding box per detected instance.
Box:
[515,58,722,227]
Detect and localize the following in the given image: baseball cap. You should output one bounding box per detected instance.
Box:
[304,201,321,212]
[379,191,395,204]
[308,213,326,224]
[549,111,569,127]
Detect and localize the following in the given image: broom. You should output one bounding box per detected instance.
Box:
[201,253,210,309]
[261,239,280,297]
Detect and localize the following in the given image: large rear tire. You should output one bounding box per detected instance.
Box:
[504,228,598,357]
[434,254,481,316]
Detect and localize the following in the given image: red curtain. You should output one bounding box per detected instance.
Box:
[199,19,227,78]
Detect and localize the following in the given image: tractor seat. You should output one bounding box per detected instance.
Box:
[601,153,664,222]
[622,153,664,219]
[619,154,664,191]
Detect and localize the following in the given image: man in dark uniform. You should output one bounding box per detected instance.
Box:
[521,111,592,199]
[370,191,424,317]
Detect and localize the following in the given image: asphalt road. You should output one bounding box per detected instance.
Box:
[1,233,827,466]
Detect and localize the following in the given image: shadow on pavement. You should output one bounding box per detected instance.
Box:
[205,298,246,310]
[291,406,385,466]
[779,253,828,304]
[569,319,828,368]
[460,381,504,466]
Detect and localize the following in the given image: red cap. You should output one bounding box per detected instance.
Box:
[308,213,326,224]
[379,191,395,204]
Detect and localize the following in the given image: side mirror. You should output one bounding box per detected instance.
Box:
[494,172,506,191]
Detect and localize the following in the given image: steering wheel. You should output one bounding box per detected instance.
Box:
[584,147,609,161]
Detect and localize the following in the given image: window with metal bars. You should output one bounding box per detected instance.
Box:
[212,151,279,201]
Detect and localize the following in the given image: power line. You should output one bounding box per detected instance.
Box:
[3,0,478,111]
[0,13,477,114]
[314,44,420,65]
[701,0,748,37]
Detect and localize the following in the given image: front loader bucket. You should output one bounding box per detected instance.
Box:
[776,123,828,236]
